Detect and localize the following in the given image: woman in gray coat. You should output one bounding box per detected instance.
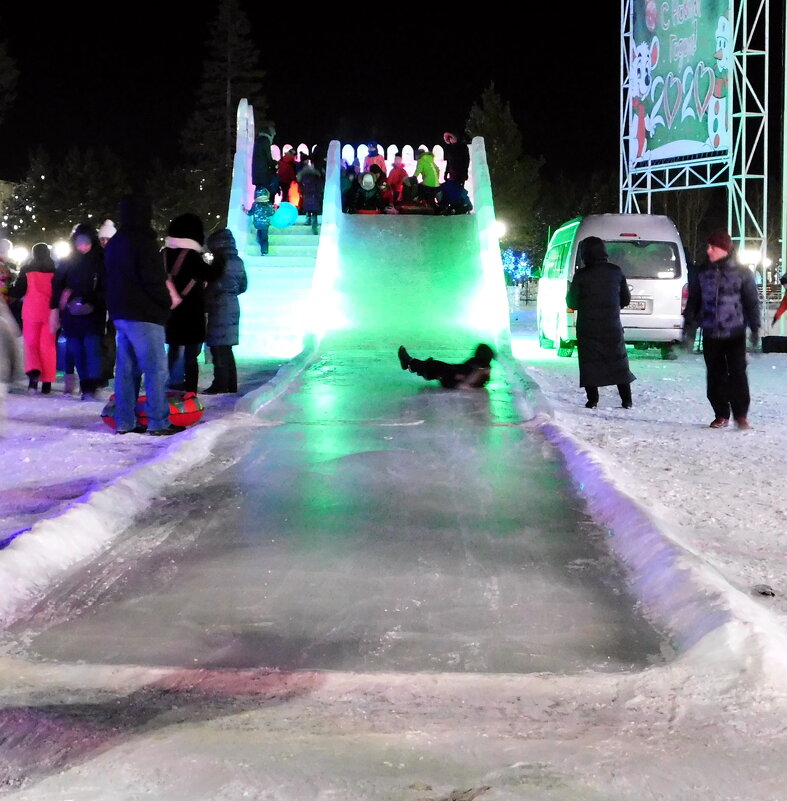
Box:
[566,236,635,409]
[203,229,248,394]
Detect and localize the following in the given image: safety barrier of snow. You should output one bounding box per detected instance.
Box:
[499,352,787,686]
[0,416,242,626]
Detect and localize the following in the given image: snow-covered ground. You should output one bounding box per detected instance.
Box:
[0,359,282,623]
[1,312,787,800]
[509,303,787,624]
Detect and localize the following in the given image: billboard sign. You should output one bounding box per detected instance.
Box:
[628,0,733,168]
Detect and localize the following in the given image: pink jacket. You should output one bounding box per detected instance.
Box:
[364,154,387,174]
[22,271,54,323]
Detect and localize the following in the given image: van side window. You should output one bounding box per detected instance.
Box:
[543,248,561,279]
[544,245,569,279]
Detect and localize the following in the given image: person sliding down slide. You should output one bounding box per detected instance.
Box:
[398,344,494,389]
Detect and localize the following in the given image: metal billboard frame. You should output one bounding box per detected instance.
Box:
[621,0,770,263]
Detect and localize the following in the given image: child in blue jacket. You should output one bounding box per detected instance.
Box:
[243,188,275,255]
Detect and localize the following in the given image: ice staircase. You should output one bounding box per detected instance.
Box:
[237,216,320,358]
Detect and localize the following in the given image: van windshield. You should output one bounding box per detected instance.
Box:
[604,240,682,280]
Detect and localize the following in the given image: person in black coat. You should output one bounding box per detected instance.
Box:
[251,123,279,197]
[50,223,107,400]
[442,132,470,186]
[397,344,494,389]
[203,228,248,394]
[105,195,184,436]
[163,213,221,393]
[566,237,635,409]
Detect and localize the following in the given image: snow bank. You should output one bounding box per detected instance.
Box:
[499,333,787,687]
[0,414,244,626]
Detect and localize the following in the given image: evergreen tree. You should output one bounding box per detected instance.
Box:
[2,147,131,245]
[2,149,56,243]
[465,83,543,252]
[0,35,18,129]
[181,0,268,220]
[533,168,618,266]
[48,147,131,232]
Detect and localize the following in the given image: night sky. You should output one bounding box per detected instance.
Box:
[0,3,625,182]
[0,3,783,183]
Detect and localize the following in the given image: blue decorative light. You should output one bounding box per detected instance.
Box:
[502,248,532,284]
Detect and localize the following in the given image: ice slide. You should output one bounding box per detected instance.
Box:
[226,100,510,362]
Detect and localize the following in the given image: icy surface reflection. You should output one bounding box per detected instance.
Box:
[12,353,667,673]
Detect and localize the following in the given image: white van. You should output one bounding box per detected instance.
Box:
[536,214,688,359]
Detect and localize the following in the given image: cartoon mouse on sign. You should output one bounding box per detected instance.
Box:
[708,15,731,151]
[630,37,659,159]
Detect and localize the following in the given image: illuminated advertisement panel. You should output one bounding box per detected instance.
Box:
[629,0,732,168]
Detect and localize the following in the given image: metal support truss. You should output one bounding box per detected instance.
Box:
[621,1,770,280]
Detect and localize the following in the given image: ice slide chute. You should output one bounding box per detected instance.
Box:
[226,100,509,359]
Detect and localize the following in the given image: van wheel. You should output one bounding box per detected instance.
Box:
[557,339,574,357]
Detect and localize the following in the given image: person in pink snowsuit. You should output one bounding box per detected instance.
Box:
[9,243,57,393]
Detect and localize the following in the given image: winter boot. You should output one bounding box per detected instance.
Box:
[27,369,40,394]
[63,373,76,395]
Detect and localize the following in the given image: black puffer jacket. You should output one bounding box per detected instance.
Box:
[252,132,277,188]
[204,229,248,347]
[566,238,635,388]
[164,247,222,345]
[51,249,106,338]
[683,254,760,339]
[105,196,171,326]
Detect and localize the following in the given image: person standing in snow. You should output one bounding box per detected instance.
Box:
[97,219,118,389]
[105,194,183,436]
[163,213,221,394]
[0,239,20,327]
[9,243,57,394]
[203,228,247,394]
[0,300,21,437]
[566,236,636,409]
[50,224,107,401]
[682,229,760,430]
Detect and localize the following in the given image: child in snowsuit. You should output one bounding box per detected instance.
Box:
[244,188,275,255]
[398,344,494,389]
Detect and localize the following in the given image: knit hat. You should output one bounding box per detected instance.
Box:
[167,213,205,246]
[98,219,117,240]
[707,229,733,254]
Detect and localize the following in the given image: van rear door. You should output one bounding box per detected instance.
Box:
[605,239,684,333]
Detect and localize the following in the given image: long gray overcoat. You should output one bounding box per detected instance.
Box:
[205,229,248,347]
